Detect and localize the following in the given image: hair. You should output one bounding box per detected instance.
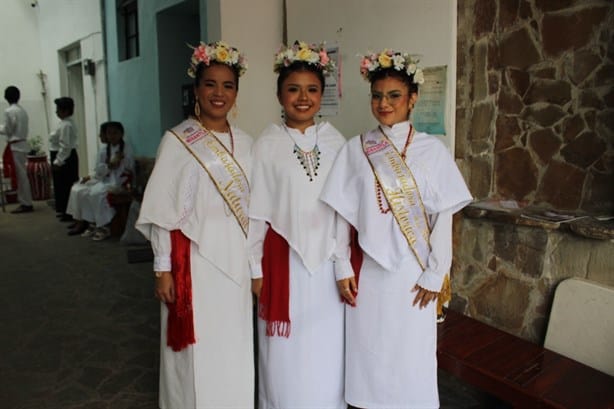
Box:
[54,97,75,115]
[4,86,20,104]
[102,121,125,165]
[369,67,419,95]
[276,61,326,97]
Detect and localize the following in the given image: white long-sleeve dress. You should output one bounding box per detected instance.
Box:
[320,121,473,409]
[66,142,134,226]
[248,122,352,409]
[136,123,254,409]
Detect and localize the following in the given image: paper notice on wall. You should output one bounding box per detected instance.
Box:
[318,46,340,117]
[412,65,447,135]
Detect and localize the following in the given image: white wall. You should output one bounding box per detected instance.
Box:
[286,0,456,147]
[0,1,46,155]
[215,0,284,137]
[35,0,108,174]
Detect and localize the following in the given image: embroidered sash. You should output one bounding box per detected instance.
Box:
[361,128,431,270]
[171,118,250,236]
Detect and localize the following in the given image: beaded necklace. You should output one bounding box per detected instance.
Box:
[283,124,321,182]
[375,124,414,214]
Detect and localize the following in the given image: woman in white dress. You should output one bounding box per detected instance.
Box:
[321,49,473,409]
[249,41,352,409]
[136,41,254,409]
[67,121,134,240]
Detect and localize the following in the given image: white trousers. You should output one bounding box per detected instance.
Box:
[12,150,32,206]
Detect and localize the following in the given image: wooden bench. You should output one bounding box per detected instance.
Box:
[437,309,614,408]
[107,190,133,237]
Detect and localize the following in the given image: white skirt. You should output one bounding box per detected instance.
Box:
[345,254,439,409]
[257,248,345,409]
[159,242,254,409]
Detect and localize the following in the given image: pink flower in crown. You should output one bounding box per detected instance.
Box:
[319,50,330,66]
[193,44,209,65]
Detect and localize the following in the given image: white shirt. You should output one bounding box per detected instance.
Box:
[320,121,473,291]
[0,103,30,153]
[51,117,78,166]
[247,122,354,281]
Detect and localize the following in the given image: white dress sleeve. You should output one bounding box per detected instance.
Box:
[151,224,172,272]
[415,211,453,292]
[333,215,354,281]
[247,218,267,279]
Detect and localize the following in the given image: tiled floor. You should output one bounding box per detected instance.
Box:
[0,201,507,408]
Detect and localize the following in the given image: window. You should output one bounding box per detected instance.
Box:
[117,0,139,60]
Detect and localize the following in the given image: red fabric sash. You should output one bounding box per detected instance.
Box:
[349,226,363,301]
[3,145,17,190]
[167,229,196,351]
[258,226,291,337]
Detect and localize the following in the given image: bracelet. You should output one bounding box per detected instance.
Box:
[154,271,170,278]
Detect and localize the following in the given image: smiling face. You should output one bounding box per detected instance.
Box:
[370,75,419,127]
[278,69,323,133]
[193,63,238,127]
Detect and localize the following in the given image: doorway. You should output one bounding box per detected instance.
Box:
[62,45,89,177]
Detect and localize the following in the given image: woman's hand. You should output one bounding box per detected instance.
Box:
[155,272,175,303]
[80,176,91,183]
[411,284,438,309]
[337,276,358,306]
[252,278,263,298]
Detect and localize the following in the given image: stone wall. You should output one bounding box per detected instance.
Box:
[456,0,613,211]
[453,0,614,343]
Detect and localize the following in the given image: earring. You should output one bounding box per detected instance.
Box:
[194,99,201,118]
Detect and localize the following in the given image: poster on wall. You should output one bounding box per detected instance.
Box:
[318,45,340,117]
[412,65,447,135]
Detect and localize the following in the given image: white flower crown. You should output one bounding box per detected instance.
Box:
[187,41,247,78]
[273,41,336,75]
[359,49,424,84]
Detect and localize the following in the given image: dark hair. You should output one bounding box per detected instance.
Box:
[4,86,20,104]
[102,121,125,165]
[193,61,240,90]
[276,61,326,96]
[369,68,419,95]
[54,97,75,115]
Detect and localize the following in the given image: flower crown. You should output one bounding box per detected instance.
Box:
[187,41,247,78]
[359,49,424,84]
[273,41,336,75]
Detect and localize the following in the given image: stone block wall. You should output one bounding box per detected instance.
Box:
[456,0,613,212]
[452,0,614,343]
[452,216,614,343]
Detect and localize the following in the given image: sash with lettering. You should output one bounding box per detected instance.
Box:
[164,118,249,351]
[171,118,250,236]
[361,128,431,270]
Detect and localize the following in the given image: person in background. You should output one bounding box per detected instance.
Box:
[66,121,134,241]
[136,41,255,409]
[50,96,79,221]
[249,41,350,409]
[0,85,34,213]
[321,49,473,408]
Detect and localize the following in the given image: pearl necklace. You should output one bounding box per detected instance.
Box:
[375,124,414,214]
[283,124,321,182]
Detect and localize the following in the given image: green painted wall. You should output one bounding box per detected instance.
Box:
[103,0,203,157]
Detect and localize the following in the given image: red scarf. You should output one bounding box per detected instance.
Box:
[2,145,17,190]
[167,229,196,351]
[258,225,364,333]
[258,226,291,337]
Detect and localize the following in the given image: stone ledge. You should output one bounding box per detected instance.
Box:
[464,200,614,240]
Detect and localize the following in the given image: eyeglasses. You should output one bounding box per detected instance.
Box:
[370,91,406,104]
